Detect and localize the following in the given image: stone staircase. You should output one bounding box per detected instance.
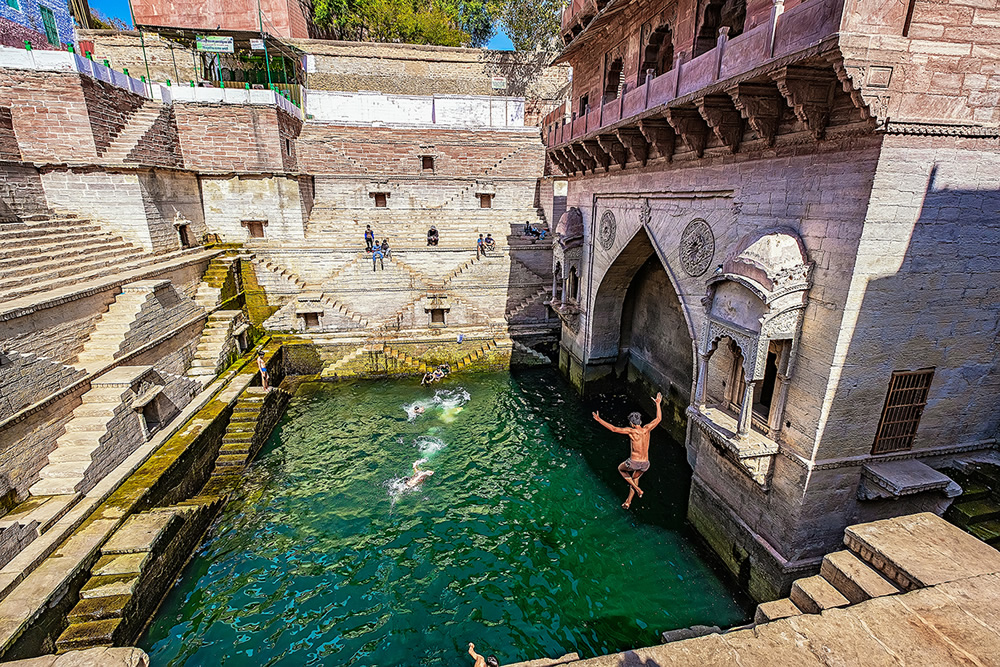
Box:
[455,339,499,371]
[0,217,150,302]
[28,366,157,497]
[56,497,223,651]
[506,287,551,323]
[320,345,371,377]
[211,387,291,479]
[943,461,1000,547]
[186,311,242,387]
[381,344,431,374]
[512,341,552,365]
[194,255,237,309]
[0,350,88,419]
[73,284,154,373]
[100,102,165,163]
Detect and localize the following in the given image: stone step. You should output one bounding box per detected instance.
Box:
[955,479,992,502]
[789,575,850,614]
[47,446,98,463]
[0,229,114,256]
[0,251,149,299]
[0,224,104,245]
[55,617,122,652]
[92,552,150,577]
[37,462,92,479]
[819,550,901,604]
[219,442,251,455]
[214,454,247,468]
[0,244,143,281]
[754,597,805,624]
[0,239,135,270]
[28,477,79,496]
[0,493,78,534]
[101,510,181,556]
[66,594,131,624]
[79,572,140,599]
[63,417,115,433]
[967,519,1000,546]
[948,499,1000,526]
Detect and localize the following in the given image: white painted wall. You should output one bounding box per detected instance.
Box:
[304,90,525,127]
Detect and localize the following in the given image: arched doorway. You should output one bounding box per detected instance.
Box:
[590,228,694,441]
[604,57,624,102]
[638,24,674,85]
[694,0,746,57]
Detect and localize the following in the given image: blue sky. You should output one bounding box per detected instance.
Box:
[86,0,516,50]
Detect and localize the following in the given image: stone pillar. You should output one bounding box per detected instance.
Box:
[695,351,710,408]
[768,343,792,433]
[737,379,756,438]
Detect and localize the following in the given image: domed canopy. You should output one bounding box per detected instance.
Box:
[719,227,811,294]
[556,207,584,249]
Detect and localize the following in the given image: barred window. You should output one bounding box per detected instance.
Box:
[871,369,934,454]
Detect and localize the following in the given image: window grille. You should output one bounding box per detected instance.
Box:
[871,368,934,454]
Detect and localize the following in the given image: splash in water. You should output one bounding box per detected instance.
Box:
[415,436,446,457]
[433,387,470,423]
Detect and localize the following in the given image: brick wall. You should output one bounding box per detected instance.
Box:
[173,104,289,172]
[277,111,302,172]
[0,108,18,161]
[0,163,47,222]
[0,69,98,162]
[297,125,545,177]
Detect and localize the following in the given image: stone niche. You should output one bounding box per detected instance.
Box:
[551,206,584,331]
[692,227,813,488]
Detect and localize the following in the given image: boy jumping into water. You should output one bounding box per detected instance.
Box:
[467,643,499,667]
[592,392,662,509]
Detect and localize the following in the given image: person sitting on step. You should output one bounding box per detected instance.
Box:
[381,238,392,259]
[484,233,496,252]
[427,226,439,246]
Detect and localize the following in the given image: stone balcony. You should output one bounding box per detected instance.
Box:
[688,404,780,488]
[544,0,855,173]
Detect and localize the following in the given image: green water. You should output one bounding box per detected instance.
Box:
[142,369,750,666]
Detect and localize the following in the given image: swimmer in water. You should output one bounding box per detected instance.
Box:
[414,405,425,414]
[468,643,499,667]
[404,459,434,488]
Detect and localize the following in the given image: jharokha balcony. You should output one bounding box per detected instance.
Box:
[544,0,855,174]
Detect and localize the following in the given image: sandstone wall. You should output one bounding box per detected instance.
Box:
[200,174,307,242]
[76,30,199,85]
[172,103,300,172]
[0,163,47,222]
[40,167,205,252]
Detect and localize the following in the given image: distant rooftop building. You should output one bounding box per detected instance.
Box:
[0,0,74,50]
[130,0,312,39]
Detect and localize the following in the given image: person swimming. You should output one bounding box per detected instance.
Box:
[404,459,434,488]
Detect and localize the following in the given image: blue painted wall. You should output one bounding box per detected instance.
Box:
[0,0,75,49]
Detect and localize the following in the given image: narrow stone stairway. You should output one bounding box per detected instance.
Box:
[28,366,154,497]
[455,339,499,371]
[194,255,237,309]
[943,462,1000,547]
[100,102,165,163]
[55,497,223,651]
[73,283,159,373]
[186,311,242,387]
[211,387,291,479]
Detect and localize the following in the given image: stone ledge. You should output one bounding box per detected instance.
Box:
[858,459,961,500]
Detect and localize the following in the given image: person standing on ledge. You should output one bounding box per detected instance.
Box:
[364,224,375,252]
[592,392,662,509]
[467,643,499,667]
[256,351,270,392]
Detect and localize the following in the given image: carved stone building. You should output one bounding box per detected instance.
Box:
[542,0,1000,599]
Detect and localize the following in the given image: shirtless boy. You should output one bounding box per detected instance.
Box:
[404,459,434,489]
[592,392,662,509]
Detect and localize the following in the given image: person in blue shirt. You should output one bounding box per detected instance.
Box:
[372,245,384,271]
[364,225,375,251]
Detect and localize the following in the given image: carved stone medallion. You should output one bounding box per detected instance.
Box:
[598,210,617,250]
[679,218,715,277]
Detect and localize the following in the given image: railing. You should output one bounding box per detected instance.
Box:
[0,45,150,98]
[545,0,843,147]
[157,85,304,119]
[560,0,590,32]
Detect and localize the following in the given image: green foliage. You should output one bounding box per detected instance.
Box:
[313,0,490,47]
[493,0,564,51]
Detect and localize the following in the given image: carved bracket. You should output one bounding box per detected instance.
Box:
[828,55,891,128]
[638,118,676,161]
[560,147,584,174]
[615,128,650,166]
[582,139,611,172]
[695,94,744,153]
[549,150,572,175]
[664,106,709,157]
[727,83,782,147]
[570,144,597,173]
[596,134,627,169]
[771,66,837,141]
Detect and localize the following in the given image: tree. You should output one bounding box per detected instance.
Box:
[493,0,564,51]
[312,0,494,47]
